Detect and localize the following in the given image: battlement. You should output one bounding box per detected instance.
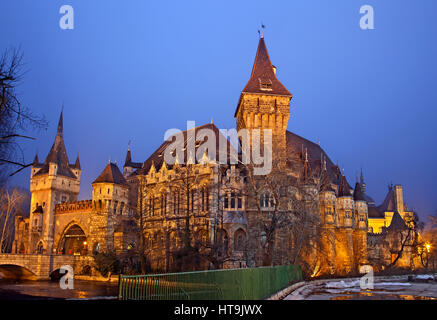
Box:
[55,200,93,214]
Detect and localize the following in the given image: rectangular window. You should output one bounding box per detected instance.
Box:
[237,196,242,209]
[230,192,235,209]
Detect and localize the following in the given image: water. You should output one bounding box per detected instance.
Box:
[0,279,118,300]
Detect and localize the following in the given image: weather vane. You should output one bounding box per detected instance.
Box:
[258,23,265,38]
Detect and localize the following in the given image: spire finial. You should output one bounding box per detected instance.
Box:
[128,140,131,151]
[57,108,64,137]
[258,23,265,38]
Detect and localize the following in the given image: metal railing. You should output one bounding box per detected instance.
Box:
[118,265,302,300]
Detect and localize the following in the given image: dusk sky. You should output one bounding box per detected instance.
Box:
[1,0,436,220]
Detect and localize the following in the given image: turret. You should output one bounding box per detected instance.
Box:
[91,162,130,253]
[353,182,368,230]
[70,153,82,180]
[92,162,129,216]
[123,147,142,178]
[319,157,336,225]
[336,171,354,228]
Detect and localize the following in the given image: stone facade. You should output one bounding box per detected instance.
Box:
[11,35,418,278]
[12,114,137,261]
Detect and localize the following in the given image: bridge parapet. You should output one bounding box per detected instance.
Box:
[0,254,94,280]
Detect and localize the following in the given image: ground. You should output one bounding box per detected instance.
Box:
[284,274,437,300]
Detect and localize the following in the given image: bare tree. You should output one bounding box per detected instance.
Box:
[385,214,421,270]
[0,187,30,253]
[239,144,328,274]
[0,47,47,181]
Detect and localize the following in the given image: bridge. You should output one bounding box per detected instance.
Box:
[0,254,94,280]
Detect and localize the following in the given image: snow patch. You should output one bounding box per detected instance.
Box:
[325,280,361,289]
[416,275,435,280]
[325,280,411,289]
[375,282,411,286]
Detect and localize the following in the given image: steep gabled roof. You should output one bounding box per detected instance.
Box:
[387,211,408,231]
[242,37,291,97]
[93,162,128,186]
[235,36,291,117]
[124,149,142,169]
[378,185,396,212]
[33,111,76,179]
[338,173,352,197]
[133,123,236,177]
[353,182,366,201]
[285,131,342,188]
[368,206,384,218]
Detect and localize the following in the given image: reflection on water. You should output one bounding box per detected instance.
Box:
[0,279,118,300]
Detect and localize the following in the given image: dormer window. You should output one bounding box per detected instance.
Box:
[259,78,272,91]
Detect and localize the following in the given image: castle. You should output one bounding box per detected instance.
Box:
[13,35,417,276]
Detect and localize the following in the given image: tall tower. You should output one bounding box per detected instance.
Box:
[29,111,81,254]
[235,34,292,163]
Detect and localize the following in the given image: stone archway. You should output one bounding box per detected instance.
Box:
[57,224,88,255]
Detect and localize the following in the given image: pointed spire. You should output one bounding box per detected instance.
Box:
[57,109,63,137]
[74,153,81,169]
[124,148,132,167]
[36,109,76,178]
[302,148,310,182]
[338,171,351,197]
[353,182,365,201]
[237,34,291,111]
[33,152,39,165]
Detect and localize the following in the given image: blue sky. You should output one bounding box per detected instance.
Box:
[1,0,436,219]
